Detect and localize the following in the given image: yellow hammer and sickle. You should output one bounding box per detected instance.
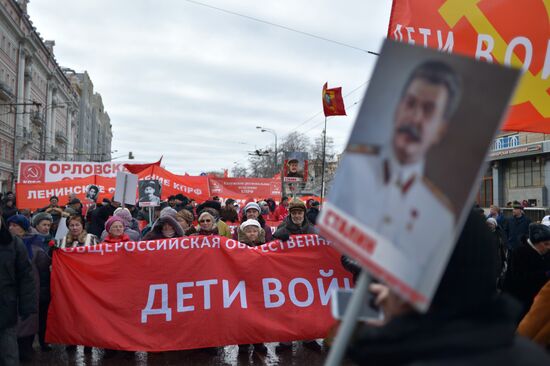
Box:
[439,0,550,118]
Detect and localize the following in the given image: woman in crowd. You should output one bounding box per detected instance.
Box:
[175,209,197,236]
[7,215,50,360]
[233,202,273,242]
[99,208,140,241]
[192,212,219,236]
[1,197,18,222]
[197,200,232,238]
[102,216,130,243]
[59,215,98,248]
[30,212,54,249]
[238,219,266,247]
[220,198,239,224]
[143,215,184,240]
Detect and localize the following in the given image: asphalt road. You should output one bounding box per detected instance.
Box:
[26,340,357,365]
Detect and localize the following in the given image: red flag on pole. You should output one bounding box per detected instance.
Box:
[123,157,162,174]
[322,82,346,117]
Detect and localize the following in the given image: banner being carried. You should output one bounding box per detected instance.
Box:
[46,235,351,351]
[209,177,281,203]
[388,0,550,133]
[18,160,134,183]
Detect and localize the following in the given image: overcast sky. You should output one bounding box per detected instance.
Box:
[28,0,392,175]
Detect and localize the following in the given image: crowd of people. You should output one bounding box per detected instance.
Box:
[0,191,321,364]
[2,190,550,364]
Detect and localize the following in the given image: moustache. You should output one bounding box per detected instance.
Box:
[396,124,421,142]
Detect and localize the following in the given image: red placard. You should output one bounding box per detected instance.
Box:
[209,177,281,202]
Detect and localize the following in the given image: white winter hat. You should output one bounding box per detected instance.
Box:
[243,202,261,213]
[240,219,261,231]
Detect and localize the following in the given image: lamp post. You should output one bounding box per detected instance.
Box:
[256,126,278,176]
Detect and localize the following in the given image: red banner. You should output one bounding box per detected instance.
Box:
[209,177,281,202]
[137,165,210,202]
[16,176,115,209]
[388,0,550,133]
[46,235,351,351]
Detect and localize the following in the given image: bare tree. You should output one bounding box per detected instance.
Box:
[231,164,248,178]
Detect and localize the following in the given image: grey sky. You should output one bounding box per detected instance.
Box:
[28,0,392,174]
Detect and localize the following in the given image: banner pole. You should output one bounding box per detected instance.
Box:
[320,116,327,202]
[324,270,370,366]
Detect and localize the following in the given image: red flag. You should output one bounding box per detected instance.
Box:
[223,169,229,178]
[123,157,162,174]
[322,82,346,117]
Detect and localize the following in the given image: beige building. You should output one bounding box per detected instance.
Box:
[0,0,112,192]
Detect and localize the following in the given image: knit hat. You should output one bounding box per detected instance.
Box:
[197,200,222,214]
[244,202,261,213]
[176,209,194,225]
[542,215,550,227]
[7,214,30,232]
[114,208,133,227]
[288,199,306,213]
[32,212,53,227]
[486,217,497,227]
[430,210,497,312]
[240,219,261,231]
[105,215,125,233]
[160,207,178,218]
[529,223,550,244]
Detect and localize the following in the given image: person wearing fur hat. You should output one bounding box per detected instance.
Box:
[102,216,131,244]
[273,199,316,241]
[175,209,197,236]
[7,214,51,359]
[347,210,550,365]
[191,211,219,236]
[233,202,273,242]
[60,215,99,248]
[30,212,54,248]
[143,215,185,240]
[100,209,141,242]
[238,219,266,247]
[517,280,550,350]
[503,223,550,318]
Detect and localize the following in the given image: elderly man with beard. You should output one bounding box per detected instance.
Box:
[329,60,459,285]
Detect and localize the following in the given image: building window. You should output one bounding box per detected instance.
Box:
[508,157,543,188]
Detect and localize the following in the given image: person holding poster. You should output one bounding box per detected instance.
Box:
[283,152,308,183]
[85,185,100,202]
[320,40,520,310]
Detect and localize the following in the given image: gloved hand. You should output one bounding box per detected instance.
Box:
[276,233,290,242]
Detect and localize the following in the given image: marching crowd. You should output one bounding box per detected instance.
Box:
[1,190,550,365]
[0,192,320,364]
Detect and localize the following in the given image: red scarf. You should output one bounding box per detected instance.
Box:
[103,233,130,243]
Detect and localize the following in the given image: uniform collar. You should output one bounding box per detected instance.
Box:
[383,149,424,193]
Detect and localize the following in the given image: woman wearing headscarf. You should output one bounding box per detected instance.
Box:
[175,209,197,236]
[99,208,140,241]
[233,202,273,242]
[143,215,185,240]
[238,219,266,247]
[102,216,131,244]
[59,215,99,248]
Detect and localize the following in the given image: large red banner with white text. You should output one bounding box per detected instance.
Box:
[17,160,133,183]
[209,177,281,202]
[46,235,351,351]
[388,0,550,133]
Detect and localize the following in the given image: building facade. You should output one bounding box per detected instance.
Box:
[0,0,112,192]
[482,132,550,208]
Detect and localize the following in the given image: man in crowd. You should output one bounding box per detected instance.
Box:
[0,217,37,365]
[505,202,531,251]
[487,204,505,227]
[273,199,316,240]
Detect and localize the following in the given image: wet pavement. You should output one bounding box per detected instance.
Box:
[27,341,356,365]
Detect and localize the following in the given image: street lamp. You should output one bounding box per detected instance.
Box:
[256,126,277,176]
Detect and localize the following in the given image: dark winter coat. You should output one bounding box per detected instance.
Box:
[306,207,320,225]
[505,214,531,251]
[503,240,550,317]
[348,295,550,366]
[86,204,115,237]
[1,204,17,222]
[273,215,316,241]
[143,216,185,240]
[0,221,37,330]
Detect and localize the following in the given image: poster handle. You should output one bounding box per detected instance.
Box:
[324,270,370,366]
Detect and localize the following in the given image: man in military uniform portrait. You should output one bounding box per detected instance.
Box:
[329,60,461,278]
[286,158,303,179]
